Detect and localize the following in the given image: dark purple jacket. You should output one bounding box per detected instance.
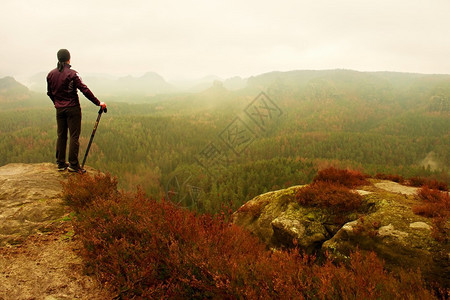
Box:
[47,64,100,108]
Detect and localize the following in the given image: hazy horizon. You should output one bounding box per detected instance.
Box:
[1,0,450,82]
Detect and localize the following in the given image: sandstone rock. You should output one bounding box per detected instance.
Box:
[232,185,362,251]
[378,223,409,240]
[410,222,432,230]
[374,180,418,195]
[232,186,303,246]
[322,184,448,289]
[355,190,372,196]
[0,163,110,299]
[0,163,94,246]
[233,179,449,288]
[271,212,328,253]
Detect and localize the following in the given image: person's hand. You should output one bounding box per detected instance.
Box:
[100,102,107,109]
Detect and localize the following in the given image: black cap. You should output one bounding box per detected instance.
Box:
[57,49,70,62]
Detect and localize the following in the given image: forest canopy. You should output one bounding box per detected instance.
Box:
[0,70,449,213]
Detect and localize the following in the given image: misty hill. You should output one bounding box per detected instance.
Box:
[0,76,49,109]
[0,76,29,99]
[171,74,223,92]
[69,72,175,99]
[112,69,449,115]
[0,76,43,109]
[246,69,450,106]
[27,71,175,97]
[240,69,450,137]
[171,75,247,92]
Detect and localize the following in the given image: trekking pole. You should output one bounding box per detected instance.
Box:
[81,106,107,170]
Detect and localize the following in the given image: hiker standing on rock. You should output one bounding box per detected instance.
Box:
[47,49,107,173]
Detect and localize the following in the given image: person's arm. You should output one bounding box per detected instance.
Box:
[46,75,55,103]
[73,72,101,106]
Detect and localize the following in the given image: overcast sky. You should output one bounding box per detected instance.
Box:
[1,0,449,82]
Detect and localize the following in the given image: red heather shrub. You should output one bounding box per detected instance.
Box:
[375,173,405,183]
[408,176,427,187]
[409,177,448,191]
[62,172,118,213]
[316,251,432,300]
[431,216,448,243]
[64,173,434,299]
[413,186,449,242]
[426,180,448,191]
[414,186,450,218]
[314,167,368,188]
[296,181,363,214]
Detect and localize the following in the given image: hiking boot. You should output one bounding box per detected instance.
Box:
[58,162,69,171]
[68,165,86,174]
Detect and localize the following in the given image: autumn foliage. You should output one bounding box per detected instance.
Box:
[313,167,369,188]
[408,176,448,191]
[374,173,448,191]
[63,173,434,299]
[296,181,363,214]
[413,186,449,242]
[374,173,405,183]
[62,172,118,212]
[295,167,367,215]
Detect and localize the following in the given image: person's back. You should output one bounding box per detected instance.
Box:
[47,56,100,109]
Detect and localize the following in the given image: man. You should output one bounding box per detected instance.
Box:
[47,49,106,173]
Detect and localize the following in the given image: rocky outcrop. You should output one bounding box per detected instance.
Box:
[0,163,69,246]
[232,180,449,288]
[0,163,110,299]
[231,186,301,247]
[232,185,376,253]
[0,162,98,246]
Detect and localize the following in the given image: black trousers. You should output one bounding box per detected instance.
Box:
[56,106,82,168]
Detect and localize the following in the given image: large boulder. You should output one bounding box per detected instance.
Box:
[232,186,302,247]
[232,185,370,252]
[232,180,449,288]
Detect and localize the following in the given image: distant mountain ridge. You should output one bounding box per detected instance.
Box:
[26,71,246,95]
[88,72,175,97]
[11,69,450,111]
[25,71,174,96]
[246,69,450,92]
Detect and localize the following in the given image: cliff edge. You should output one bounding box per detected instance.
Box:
[0,163,110,299]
